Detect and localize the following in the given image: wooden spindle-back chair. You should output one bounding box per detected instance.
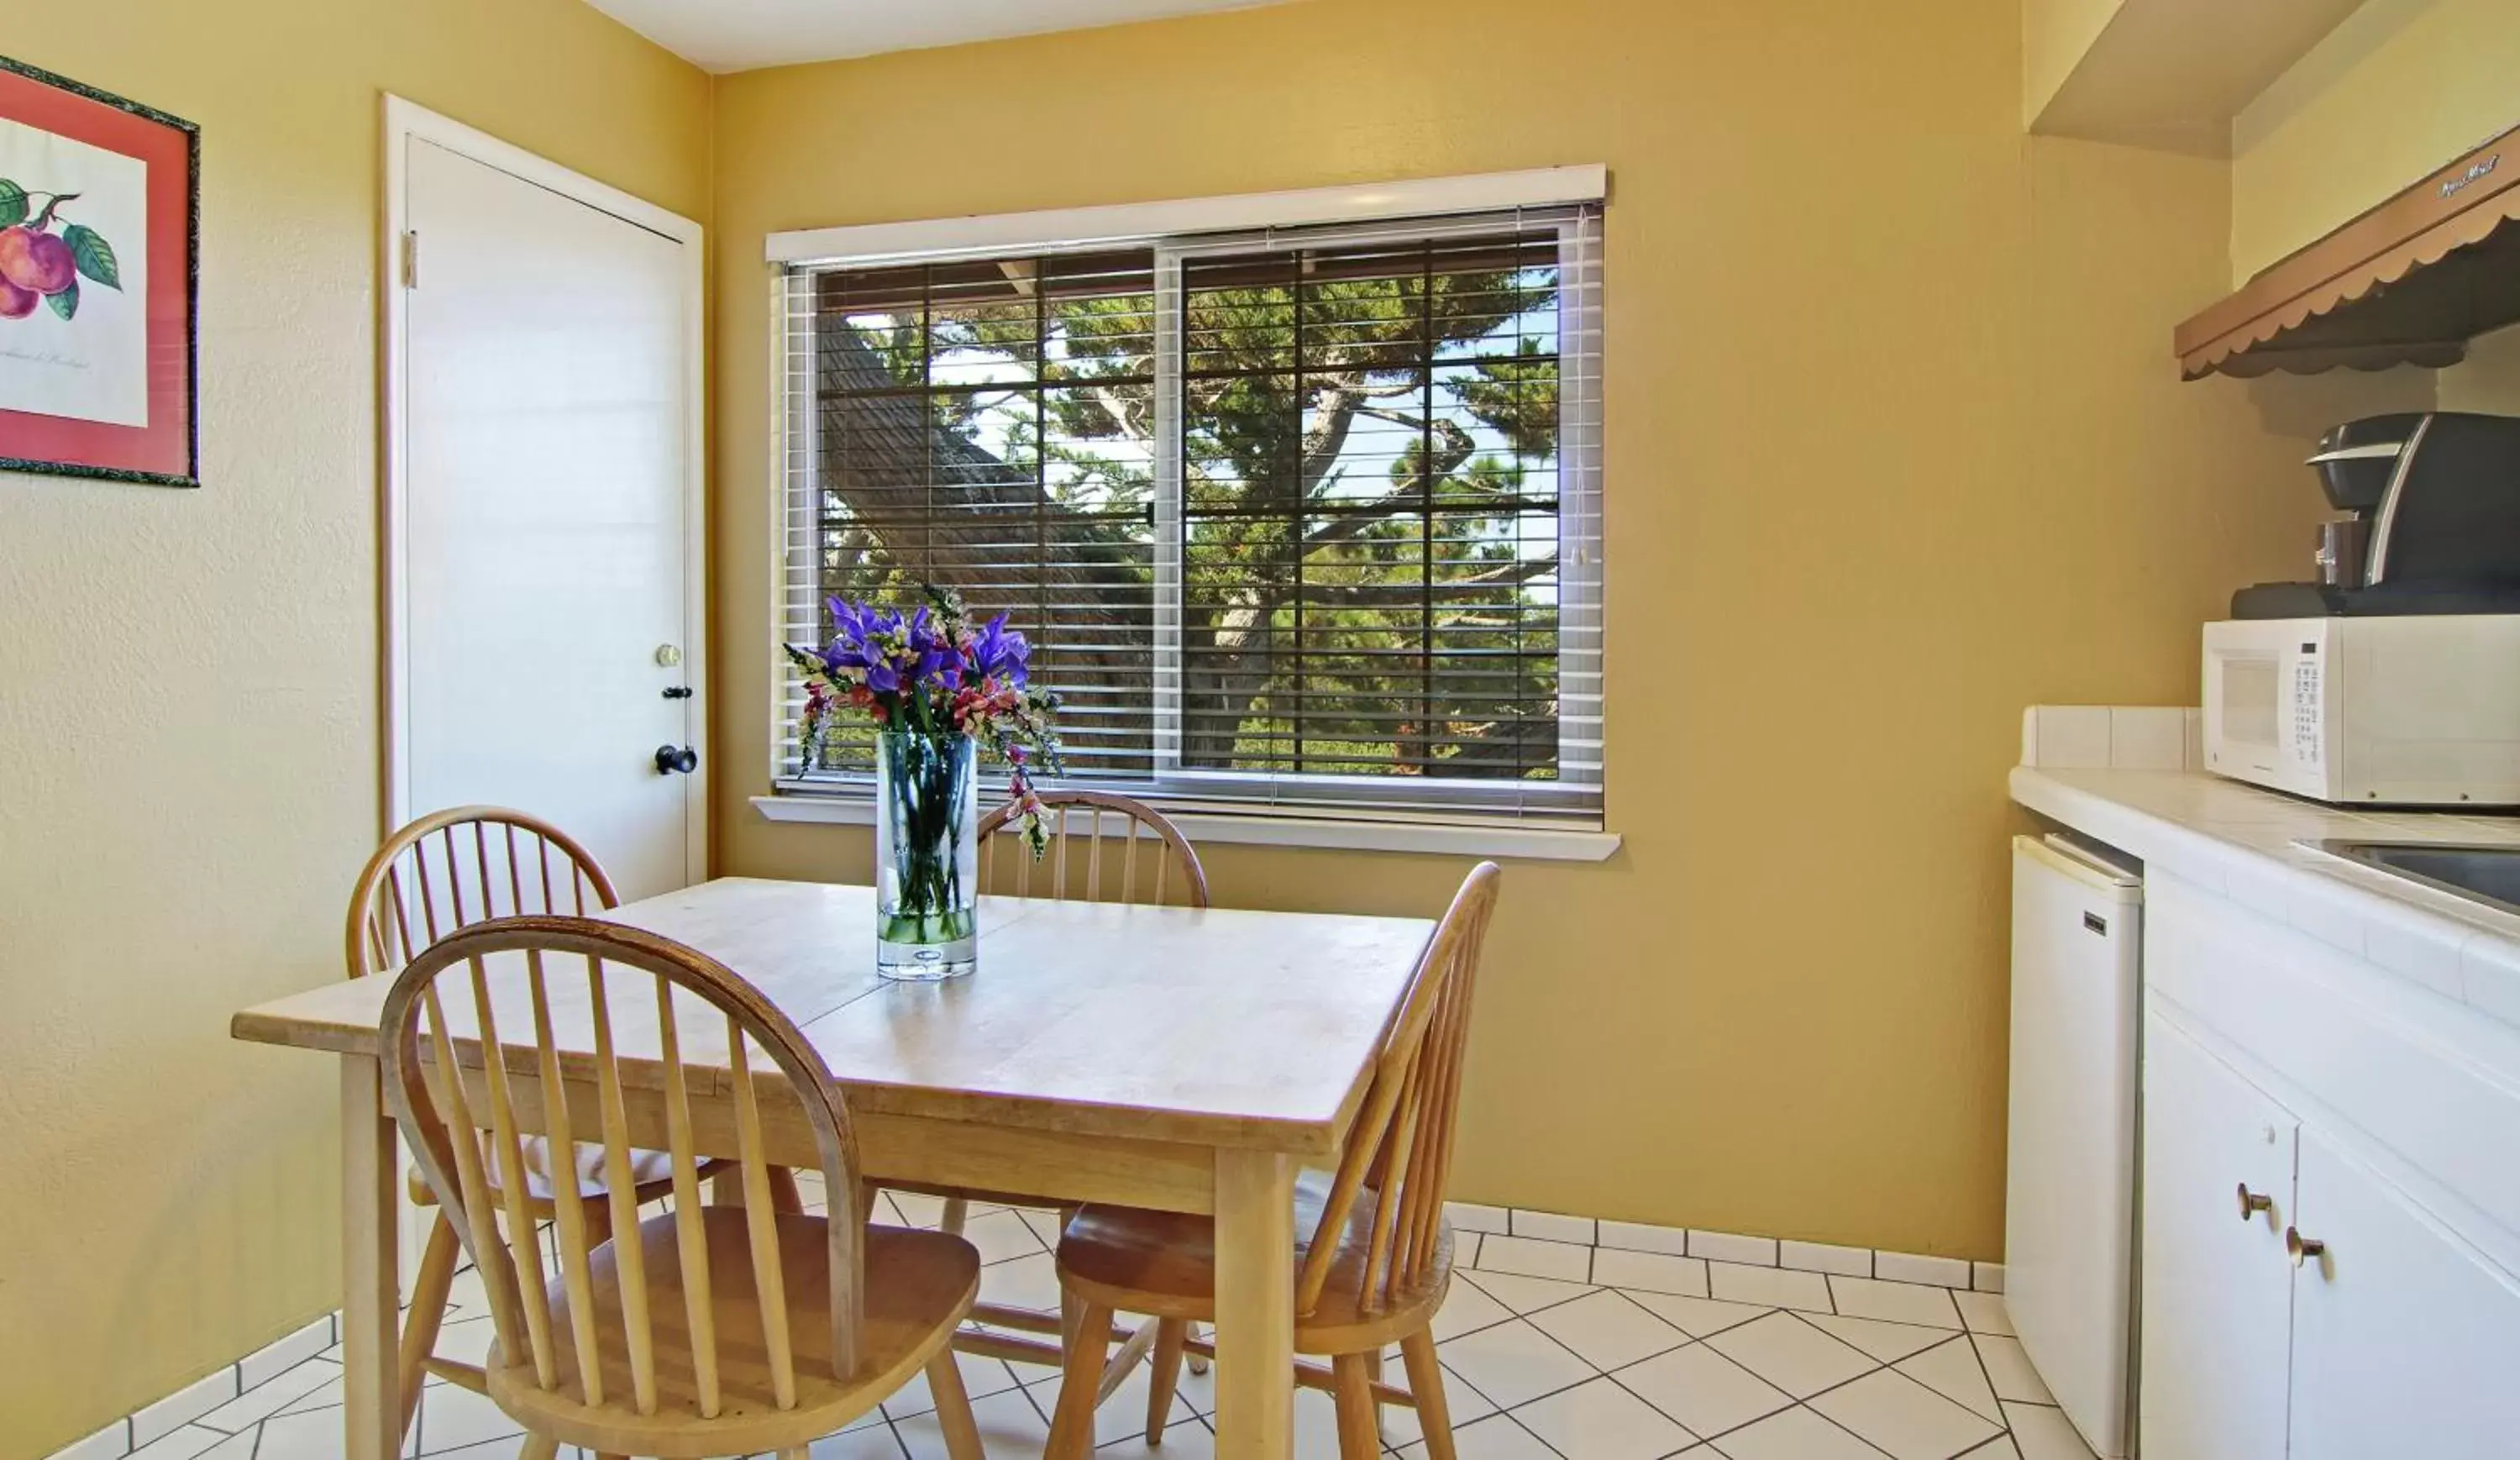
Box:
[901,791,1213,1382]
[976,789,1210,909]
[347,806,618,981]
[379,916,985,1460]
[346,807,748,1440]
[1044,862,1504,1460]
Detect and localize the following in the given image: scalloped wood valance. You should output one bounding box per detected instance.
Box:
[2176,122,2520,380]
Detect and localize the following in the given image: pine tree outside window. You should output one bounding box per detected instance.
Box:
[774,202,1603,831]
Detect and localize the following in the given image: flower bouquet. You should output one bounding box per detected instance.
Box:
[785,586,1063,979]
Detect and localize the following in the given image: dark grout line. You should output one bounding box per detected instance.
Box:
[1959,1328,2013,1425]
[1494,1410,1572,1460]
[1802,1402,1903,1459]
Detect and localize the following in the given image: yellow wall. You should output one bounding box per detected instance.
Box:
[2231,0,2520,280]
[2441,324,2520,414]
[0,3,707,1451]
[2023,0,2127,127]
[712,0,2323,1265]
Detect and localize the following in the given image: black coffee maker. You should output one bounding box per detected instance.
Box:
[2234,411,2520,619]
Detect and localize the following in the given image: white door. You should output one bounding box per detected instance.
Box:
[2139,1011,2297,1460]
[397,130,702,902]
[2290,1125,2520,1458]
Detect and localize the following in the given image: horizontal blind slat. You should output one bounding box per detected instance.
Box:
[776,204,1604,818]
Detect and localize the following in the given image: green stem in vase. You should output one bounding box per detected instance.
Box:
[879,729,978,945]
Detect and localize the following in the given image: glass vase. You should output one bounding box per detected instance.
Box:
[874,727,979,979]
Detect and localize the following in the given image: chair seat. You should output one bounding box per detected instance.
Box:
[488,1210,979,1457]
[407,1137,716,1210]
[1057,1170,1456,1352]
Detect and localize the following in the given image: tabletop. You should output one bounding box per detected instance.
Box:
[232,876,1437,1159]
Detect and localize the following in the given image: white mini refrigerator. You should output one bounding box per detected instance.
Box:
[2008,834,2141,1458]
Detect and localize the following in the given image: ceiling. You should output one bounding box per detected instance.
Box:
[583,0,1297,72]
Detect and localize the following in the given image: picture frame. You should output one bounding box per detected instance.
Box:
[0,54,198,489]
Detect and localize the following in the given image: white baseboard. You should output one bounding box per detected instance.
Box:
[1442,1200,2007,1295]
[45,1314,335,1460]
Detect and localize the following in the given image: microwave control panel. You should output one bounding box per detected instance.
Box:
[2290,649,2323,768]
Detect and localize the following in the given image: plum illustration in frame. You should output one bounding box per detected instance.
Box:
[0,54,197,488]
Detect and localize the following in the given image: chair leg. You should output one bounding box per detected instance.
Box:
[1331,1353,1381,1460]
[1399,1328,1458,1460]
[1366,1347,1387,1441]
[1145,1316,1189,1443]
[767,1164,803,1214]
[1044,1298,1113,1460]
[1187,1319,1211,1374]
[927,1348,987,1460]
[396,1214,462,1443]
[940,1195,970,1236]
[1061,1285,1089,1351]
[518,1437,559,1460]
[582,1195,612,1249]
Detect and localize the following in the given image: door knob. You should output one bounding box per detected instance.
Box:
[2286,1226,2328,1270]
[2237,1184,2275,1221]
[654,744,699,775]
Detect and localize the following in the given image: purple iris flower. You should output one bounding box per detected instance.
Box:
[968,613,1031,685]
[826,596,876,644]
[864,660,900,695]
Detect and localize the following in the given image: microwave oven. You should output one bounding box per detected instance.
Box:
[2202,615,2520,806]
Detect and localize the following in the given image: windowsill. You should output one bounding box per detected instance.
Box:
[749,794,1622,863]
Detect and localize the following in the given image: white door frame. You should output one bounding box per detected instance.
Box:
[377,95,709,878]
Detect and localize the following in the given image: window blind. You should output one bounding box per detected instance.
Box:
[774,203,1603,827]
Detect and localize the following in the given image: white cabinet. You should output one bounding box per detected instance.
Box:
[2013,785,2520,1460]
[2142,996,2520,1460]
[2139,1013,2297,1460]
[2289,1126,2520,1459]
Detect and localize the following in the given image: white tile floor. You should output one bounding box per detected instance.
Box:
[132,1190,2093,1460]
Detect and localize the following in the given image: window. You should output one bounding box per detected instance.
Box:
[774,199,1602,830]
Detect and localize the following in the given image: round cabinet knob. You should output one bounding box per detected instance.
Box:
[654,744,699,775]
[2286,1226,2328,1271]
[2237,1184,2275,1221]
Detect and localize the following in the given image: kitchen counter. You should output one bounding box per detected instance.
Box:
[2011,764,2520,1028]
[2014,724,2520,1456]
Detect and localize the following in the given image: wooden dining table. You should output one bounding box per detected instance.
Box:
[228,876,1436,1460]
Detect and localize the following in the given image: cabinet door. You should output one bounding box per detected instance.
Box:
[2289,1127,2520,1457]
[2139,1011,2297,1460]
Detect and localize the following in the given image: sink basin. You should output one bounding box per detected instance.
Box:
[2313,841,2520,917]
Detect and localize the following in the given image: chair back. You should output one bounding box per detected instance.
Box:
[977,790,1210,908]
[378,915,868,1421]
[1294,862,1502,1318]
[347,806,617,979]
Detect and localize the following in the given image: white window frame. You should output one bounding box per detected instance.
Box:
[758,170,1618,864]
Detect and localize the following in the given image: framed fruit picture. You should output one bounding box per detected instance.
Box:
[0,55,197,488]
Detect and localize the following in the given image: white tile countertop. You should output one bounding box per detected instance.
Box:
[2011,759,2520,1030]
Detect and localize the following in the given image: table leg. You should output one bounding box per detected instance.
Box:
[343,1055,402,1460]
[1211,1149,1295,1460]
